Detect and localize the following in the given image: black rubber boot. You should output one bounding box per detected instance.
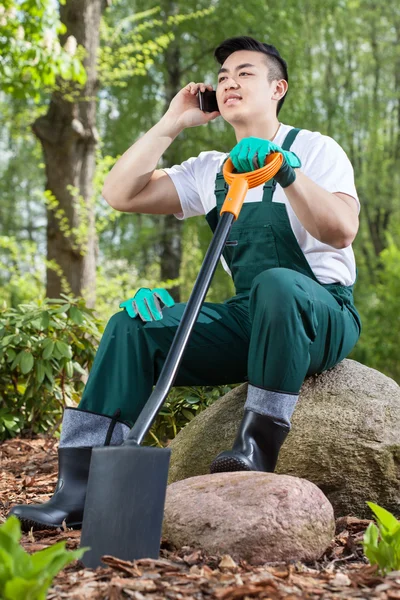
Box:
[9,447,92,531]
[210,409,289,473]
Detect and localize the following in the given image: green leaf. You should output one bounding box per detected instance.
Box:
[0,519,87,599]
[181,408,195,421]
[0,548,14,590]
[69,306,84,325]
[367,502,400,534]
[0,520,32,581]
[42,341,54,360]
[41,311,50,329]
[6,349,16,362]
[1,516,22,543]
[55,341,73,359]
[185,396,200,404]
[364,504,400,574]
[35,360,45,384]
[29,542,87,578]
[4,577,44,600]
[52,304,70,314]
[65,361,73,378]
[1,335,15,347]
[43,363,54,384]
[73,361,86,376]
[11,351,23,370]
[20,351,34,375]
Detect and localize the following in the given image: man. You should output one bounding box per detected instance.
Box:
[10,36,361,530]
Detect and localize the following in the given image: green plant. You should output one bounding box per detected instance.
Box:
[145,384,238,446]
[0,295,103,439]
[0,516,87,600]
[363,501,400,574]
[350,224,400,384]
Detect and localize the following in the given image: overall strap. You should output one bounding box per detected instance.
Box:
[208,159,229,231]
[281,127,301,151]
[214,170,228,196]
[214,157,229,204]
[262,127,302,200]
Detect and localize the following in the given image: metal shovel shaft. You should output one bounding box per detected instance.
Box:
[125,210,235,446]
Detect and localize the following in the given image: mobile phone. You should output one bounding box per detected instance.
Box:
[199,90,219,113]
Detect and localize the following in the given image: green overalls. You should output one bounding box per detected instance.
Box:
[79,128,361,426]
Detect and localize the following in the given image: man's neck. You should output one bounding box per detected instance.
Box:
[234,117,281,142]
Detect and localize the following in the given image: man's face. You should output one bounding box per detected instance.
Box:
[215,50,280,124]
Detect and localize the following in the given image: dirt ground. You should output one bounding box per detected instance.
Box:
[1,437,399,600]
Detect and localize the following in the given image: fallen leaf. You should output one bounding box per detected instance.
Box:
[219,555,238,569]
[183,549,203,565]
[330,572,351,587]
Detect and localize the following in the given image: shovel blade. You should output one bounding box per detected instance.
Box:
[80,445,171,568]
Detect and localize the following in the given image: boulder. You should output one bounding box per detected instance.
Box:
[164,472,335,564]
[168,359,400,517]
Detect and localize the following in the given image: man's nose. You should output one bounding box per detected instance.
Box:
[224,77,239,90]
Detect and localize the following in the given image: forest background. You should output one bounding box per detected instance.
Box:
[0,0,399,439]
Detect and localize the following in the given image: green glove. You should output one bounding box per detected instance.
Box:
[230,137,301,188]
[119,287,175,321]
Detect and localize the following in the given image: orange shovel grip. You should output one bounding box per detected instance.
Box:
[220,152,283,220]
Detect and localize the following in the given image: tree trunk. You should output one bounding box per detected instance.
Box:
[33,0,104,305]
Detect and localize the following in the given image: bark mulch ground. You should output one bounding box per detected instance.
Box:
[1,437,399,600]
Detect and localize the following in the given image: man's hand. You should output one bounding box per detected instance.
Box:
[120,288,175,321]
[165,82,220,131]
[230,137,302,188]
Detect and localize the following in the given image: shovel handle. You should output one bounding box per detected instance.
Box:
[220,152,283,220]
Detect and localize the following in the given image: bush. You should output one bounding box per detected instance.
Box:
[146,384,237,446]
[0,295,238,444]
[0,296,103,440]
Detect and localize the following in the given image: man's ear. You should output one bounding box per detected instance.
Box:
[272,79,288,102]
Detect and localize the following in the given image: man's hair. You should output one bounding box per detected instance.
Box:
[214,36,288,115]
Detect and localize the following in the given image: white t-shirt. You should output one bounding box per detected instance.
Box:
[163,123,360,286]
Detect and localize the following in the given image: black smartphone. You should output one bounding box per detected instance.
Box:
[199,90,219,113]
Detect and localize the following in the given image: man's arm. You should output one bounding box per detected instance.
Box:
[102,82,219,214]
[283,170,359,249]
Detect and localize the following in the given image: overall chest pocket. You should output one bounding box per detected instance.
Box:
[223,224,280,288]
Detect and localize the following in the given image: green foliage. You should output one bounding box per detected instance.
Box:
[0,516,87,600]
[0,296,103,439]
[99,5,215,86]
[0,237,45,307]
[350,224,400,383]
[0,0,86,102]
[145,384,237,446]
[44,188,92,255]
[363,502,400,575]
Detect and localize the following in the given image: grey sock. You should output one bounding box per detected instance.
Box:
[59,408,130,448]
[244,384,299,429]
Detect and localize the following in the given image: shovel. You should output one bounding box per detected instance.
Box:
[80,152,283,568]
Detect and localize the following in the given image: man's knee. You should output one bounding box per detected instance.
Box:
[250,268,299,306]
[104,309,145,337]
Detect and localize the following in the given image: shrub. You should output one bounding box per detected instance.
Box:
[0,294,238,443]
[146,384,237,446]
[0,296,103,440]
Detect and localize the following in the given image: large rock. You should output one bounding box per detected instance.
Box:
[168,359,400,518]
[164,472,335,564]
